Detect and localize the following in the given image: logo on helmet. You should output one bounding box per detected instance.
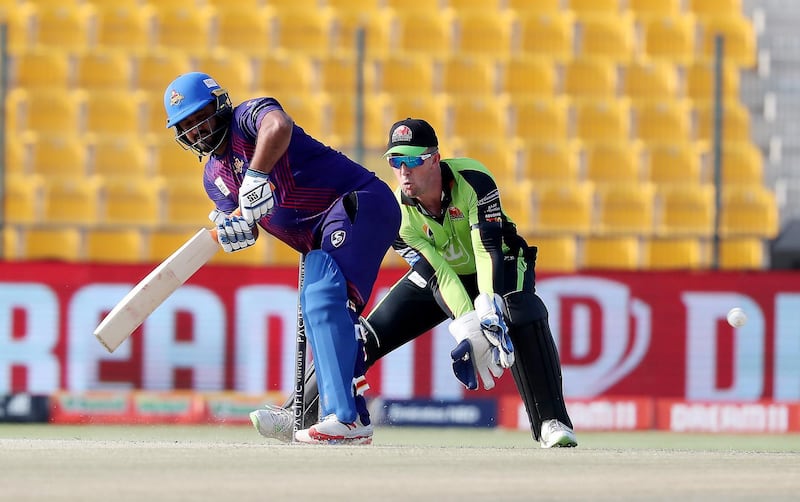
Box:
[169,90,184,106]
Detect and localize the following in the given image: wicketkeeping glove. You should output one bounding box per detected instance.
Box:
[448,311,504,391]
[474,293,515,369]
[239,168,275,226]
[216,215,257,253]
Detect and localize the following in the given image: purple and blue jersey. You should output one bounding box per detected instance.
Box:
[202,97,379,254]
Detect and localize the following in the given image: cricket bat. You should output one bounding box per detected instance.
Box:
[93,227,221,353]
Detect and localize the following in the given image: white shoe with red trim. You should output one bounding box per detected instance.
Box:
[295,414,373,445]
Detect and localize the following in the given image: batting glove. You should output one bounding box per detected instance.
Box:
[216,215,257,253]
[448,311,504,391]
[239,168,275,226]
[474,293,515,369]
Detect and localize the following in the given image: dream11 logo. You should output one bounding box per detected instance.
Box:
[538,277,651,398]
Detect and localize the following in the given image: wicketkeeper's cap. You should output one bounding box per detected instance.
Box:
[384,118,438,157]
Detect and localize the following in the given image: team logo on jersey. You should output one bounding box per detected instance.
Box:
[448,207,465,220]
[422,224,434,241]
[233,156,244,174]
[391,125,413,143]
[331,230,346,248]
[169,90,184,106]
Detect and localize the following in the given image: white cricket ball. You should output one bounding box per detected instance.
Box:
[727,307,747,328]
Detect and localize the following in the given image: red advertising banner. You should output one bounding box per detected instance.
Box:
[2,261,800,405]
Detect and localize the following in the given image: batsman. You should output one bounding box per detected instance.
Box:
[252,118,577,448]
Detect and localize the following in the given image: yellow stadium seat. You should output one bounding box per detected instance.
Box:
[594,182,656,235]
[317,55,375,96]
[94,4,154,52]
[628,0,682,19]
[22,227,83,262]
[327,93,391,150]
[255,55,314,98]
[266,240,300,266]
[645,237,705,270]
[73,49,133,90]
[719,237,764,270]
[574,13,636,62]
[192,50,254,98]
[151,5,215,53]
[584,140,644,184]
[518,140,581,183]
[11,48,70,89]
[634,99,692,143]
[6,133,26,174]
[276,93,331,140]
[85,229,144,264]
[655,184,715,237]
[264,0,320,9]
[390,95,449,139]
[500,56,556,98]
[517,11,575,62]
[4,173,44,224]
[452,10,515,58]
[641,14,697,65]
[623,60,678,102]
[161,183,214,227]
[271,8,336,57]
[3,226,20,260]
[698,14,756,68]
[24,132,87,178]
[213,5,272,56]
[451,138,519,182]
[721,186,778,238]
[645,141,705,186]
[510,96,571,142]
[86,134,150,178]
[2,3,34,52]
[506,0,561,14]
[721,141,763,186]
[7,88,85,135]
[42,176,102,225]
[83,90,147,136]
[694,100,751,142]
[395,9,455,58]
[146,228,198,263]
[148,133,205,180]
[531,181,595,235]
[563,57,618,98]
[492,179,533,233]
[101,177,165,227]
[574,98,632,142]
[525,235,577,272]
[440,55,496,96]
[567,0,621,14]
[133,50,194,93]
[688,0,743,18]
[582,236,642,270]
[327,0,382,13]
[29,4,94,51]
[331,7,394,58]
[685,60,741,101]
[374,54,436,97]
[448,95,509,142]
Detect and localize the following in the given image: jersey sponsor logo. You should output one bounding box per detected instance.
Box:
[214,176,231,196]
[477,189,500,206]
[169,90,184,106]
[331,230,346,248]
[447,207,465,220]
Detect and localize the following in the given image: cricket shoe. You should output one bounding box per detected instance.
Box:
[295,414,373,445]
[540,419,578,448]
[249,405,293,443]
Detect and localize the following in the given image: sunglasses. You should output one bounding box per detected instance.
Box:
[387,153,433,169]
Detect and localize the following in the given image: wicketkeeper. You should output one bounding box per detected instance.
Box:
[251,118,577,448]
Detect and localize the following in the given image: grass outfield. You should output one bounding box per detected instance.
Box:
[1,425,799,501]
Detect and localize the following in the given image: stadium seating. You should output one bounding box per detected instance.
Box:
[645,237,705,269]
[518,140,582,184]
[83,90,147,136]
[510,96,571,142]
[506,0,561,14]
[530,181,595,235]
[694,100,752,142]
[255,54,314,98]
[20,227,83,262]
[267,240,303,266]
[132,50,194,93]
[146,228,198,263]
[150,5,215,54]
[7,88,86,135]
[628,0,682,19]
[697,14,756,68]
[85,229,144,264]
[452,138,519,183]
[327,93,392,150]
[447,95,509,142]
[594,182,656,235]
[720,141,764,186]
[582,236,642,270]
[73,49,133,90]
[721,185,779,238]
[12,48,70,89]
[634,99,692,143]
[161,183,214,228]
[517,11,575,62]
[685,60,741,101]
[440,55,497,96]
[42,176,102,225]
[4,174,44,224]
[93,4,154,53]
[271,7,337,57]
[3,226,19,260]
[563,57,619,98]
[567,0,621,14]
[719,237,764,269]
[28,4,94,52]
[394,10,455,58]
[500,56,556,98]
[101,177,164,227]
[192,50,255,98]
[640,14,697,65]
[526,235,578,272]
[645,141,706,186]
[583,140,644,185]
[212,5,273,56]
[148,133,204,180]
[331,7,394,58]
[574,12,636,62]
[452,10,515,58]
[655,184,716,237]
[25,132,87,178]
[317,55,373,96]
[86,134,150,178]
[622,60,679,102]
[573,98,632,142]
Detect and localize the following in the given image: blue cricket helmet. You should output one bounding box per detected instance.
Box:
[163,72,233,156]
